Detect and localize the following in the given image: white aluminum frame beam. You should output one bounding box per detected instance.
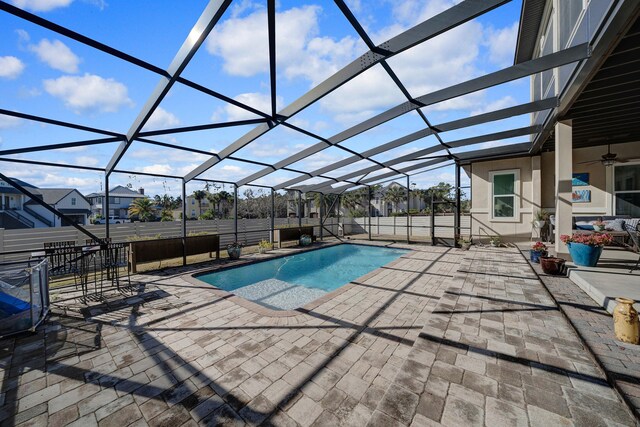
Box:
[106,0,233,174]
[232,43,586,187]
[272,98,556,190]
[183,0,510,182]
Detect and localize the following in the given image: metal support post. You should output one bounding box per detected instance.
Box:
[181,179,187,266]
[270,189,275,244]
[406,175,410,244]
[431,194,436,246]
[233,184,238,242]
[454,163,461,247]
[319,193,324,241]
[105,173,110,239]
[298,190,302,227]
[367,186,372,241]
[337,194,341,238]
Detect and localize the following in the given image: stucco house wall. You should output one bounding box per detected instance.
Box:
[467,141,640,242]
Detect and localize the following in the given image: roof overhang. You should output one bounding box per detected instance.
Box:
[514,0,547,64]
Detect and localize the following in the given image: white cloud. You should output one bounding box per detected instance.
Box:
[206,5,361,84]
[0,115,23,129]
[29,39,80,73]
[11,0,73,12]
[142,164,173,175]
[57,146,87,153]
[470,95,517,116]
[43,73,133,113]
[318,66,406,125]
[218,92,283,121]
[75,155,99,166]
[129,147,209,164]
[221,164,243,173]
[248,143,298,158]
[144,107,180,130]
[16,29,30,43]
[484,22,518,67]
[0,56,25,79]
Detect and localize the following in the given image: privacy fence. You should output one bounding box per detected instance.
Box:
[0,215,470,262]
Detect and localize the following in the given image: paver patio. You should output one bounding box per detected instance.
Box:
[0,243,636,426]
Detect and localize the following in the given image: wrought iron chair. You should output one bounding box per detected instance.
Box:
[101,242,130,292]
[625,220,639,273]
[45,245,84,293]
[44,241,77,277]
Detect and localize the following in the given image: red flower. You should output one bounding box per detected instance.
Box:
[560,233,612,247]
[531,241,547,251]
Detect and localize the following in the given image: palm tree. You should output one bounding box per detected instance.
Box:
[192,190,207,216]
[160,208,174,222]
[383,184,407,214]
[217,191,234,218]
[128,198,157,222]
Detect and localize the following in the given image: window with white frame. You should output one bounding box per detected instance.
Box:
[71,197,76,206]
[489,170,519,220]
[614,163,640,217]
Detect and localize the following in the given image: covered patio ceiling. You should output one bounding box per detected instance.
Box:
[0,0,596,194]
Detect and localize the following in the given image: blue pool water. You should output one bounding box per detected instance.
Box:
[196,244,409,310]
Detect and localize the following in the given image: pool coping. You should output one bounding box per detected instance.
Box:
[181,240,414,318]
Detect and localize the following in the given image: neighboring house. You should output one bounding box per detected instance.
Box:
[0,178,90,228]
[25,189,91,227]
[188,195,210,219]
[86,186,147,220]
[0,178,30,210]
[462,0,640,257]
[370,182,427,216]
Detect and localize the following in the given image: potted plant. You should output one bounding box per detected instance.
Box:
[530,241,548,263]
[540,256,566,275]
[458,237,472,250]
[258,239,271,254]
[592,220,606,232]
[560,233,613,267]
[532,210,549,229]
[299,234,312,246]
[227,242,243,260]
[489,236,501,247]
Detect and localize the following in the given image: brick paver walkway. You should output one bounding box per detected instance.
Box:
[527,253,640,421]
[0,243,636,426]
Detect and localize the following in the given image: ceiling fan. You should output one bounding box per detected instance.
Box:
[578,144,636,166]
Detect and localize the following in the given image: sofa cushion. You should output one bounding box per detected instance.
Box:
[575,221,594,231]
[604,218,626,231]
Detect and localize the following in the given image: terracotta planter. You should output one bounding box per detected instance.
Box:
[540,256,565,275]
[613,298,639,344]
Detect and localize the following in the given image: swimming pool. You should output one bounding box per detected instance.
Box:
[195,244,409,310]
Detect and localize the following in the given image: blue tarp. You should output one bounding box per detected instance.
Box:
[0,291,30,315]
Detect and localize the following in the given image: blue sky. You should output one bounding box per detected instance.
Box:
[0,0,528,198]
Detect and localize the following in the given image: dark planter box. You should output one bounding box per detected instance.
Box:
[129,234,220,273]
[274,226,314,248]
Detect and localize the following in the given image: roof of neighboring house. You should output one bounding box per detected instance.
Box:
[513,0,546,64]
[0,178,38,195]
[25,188,91,206]
[86,185,146,198]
